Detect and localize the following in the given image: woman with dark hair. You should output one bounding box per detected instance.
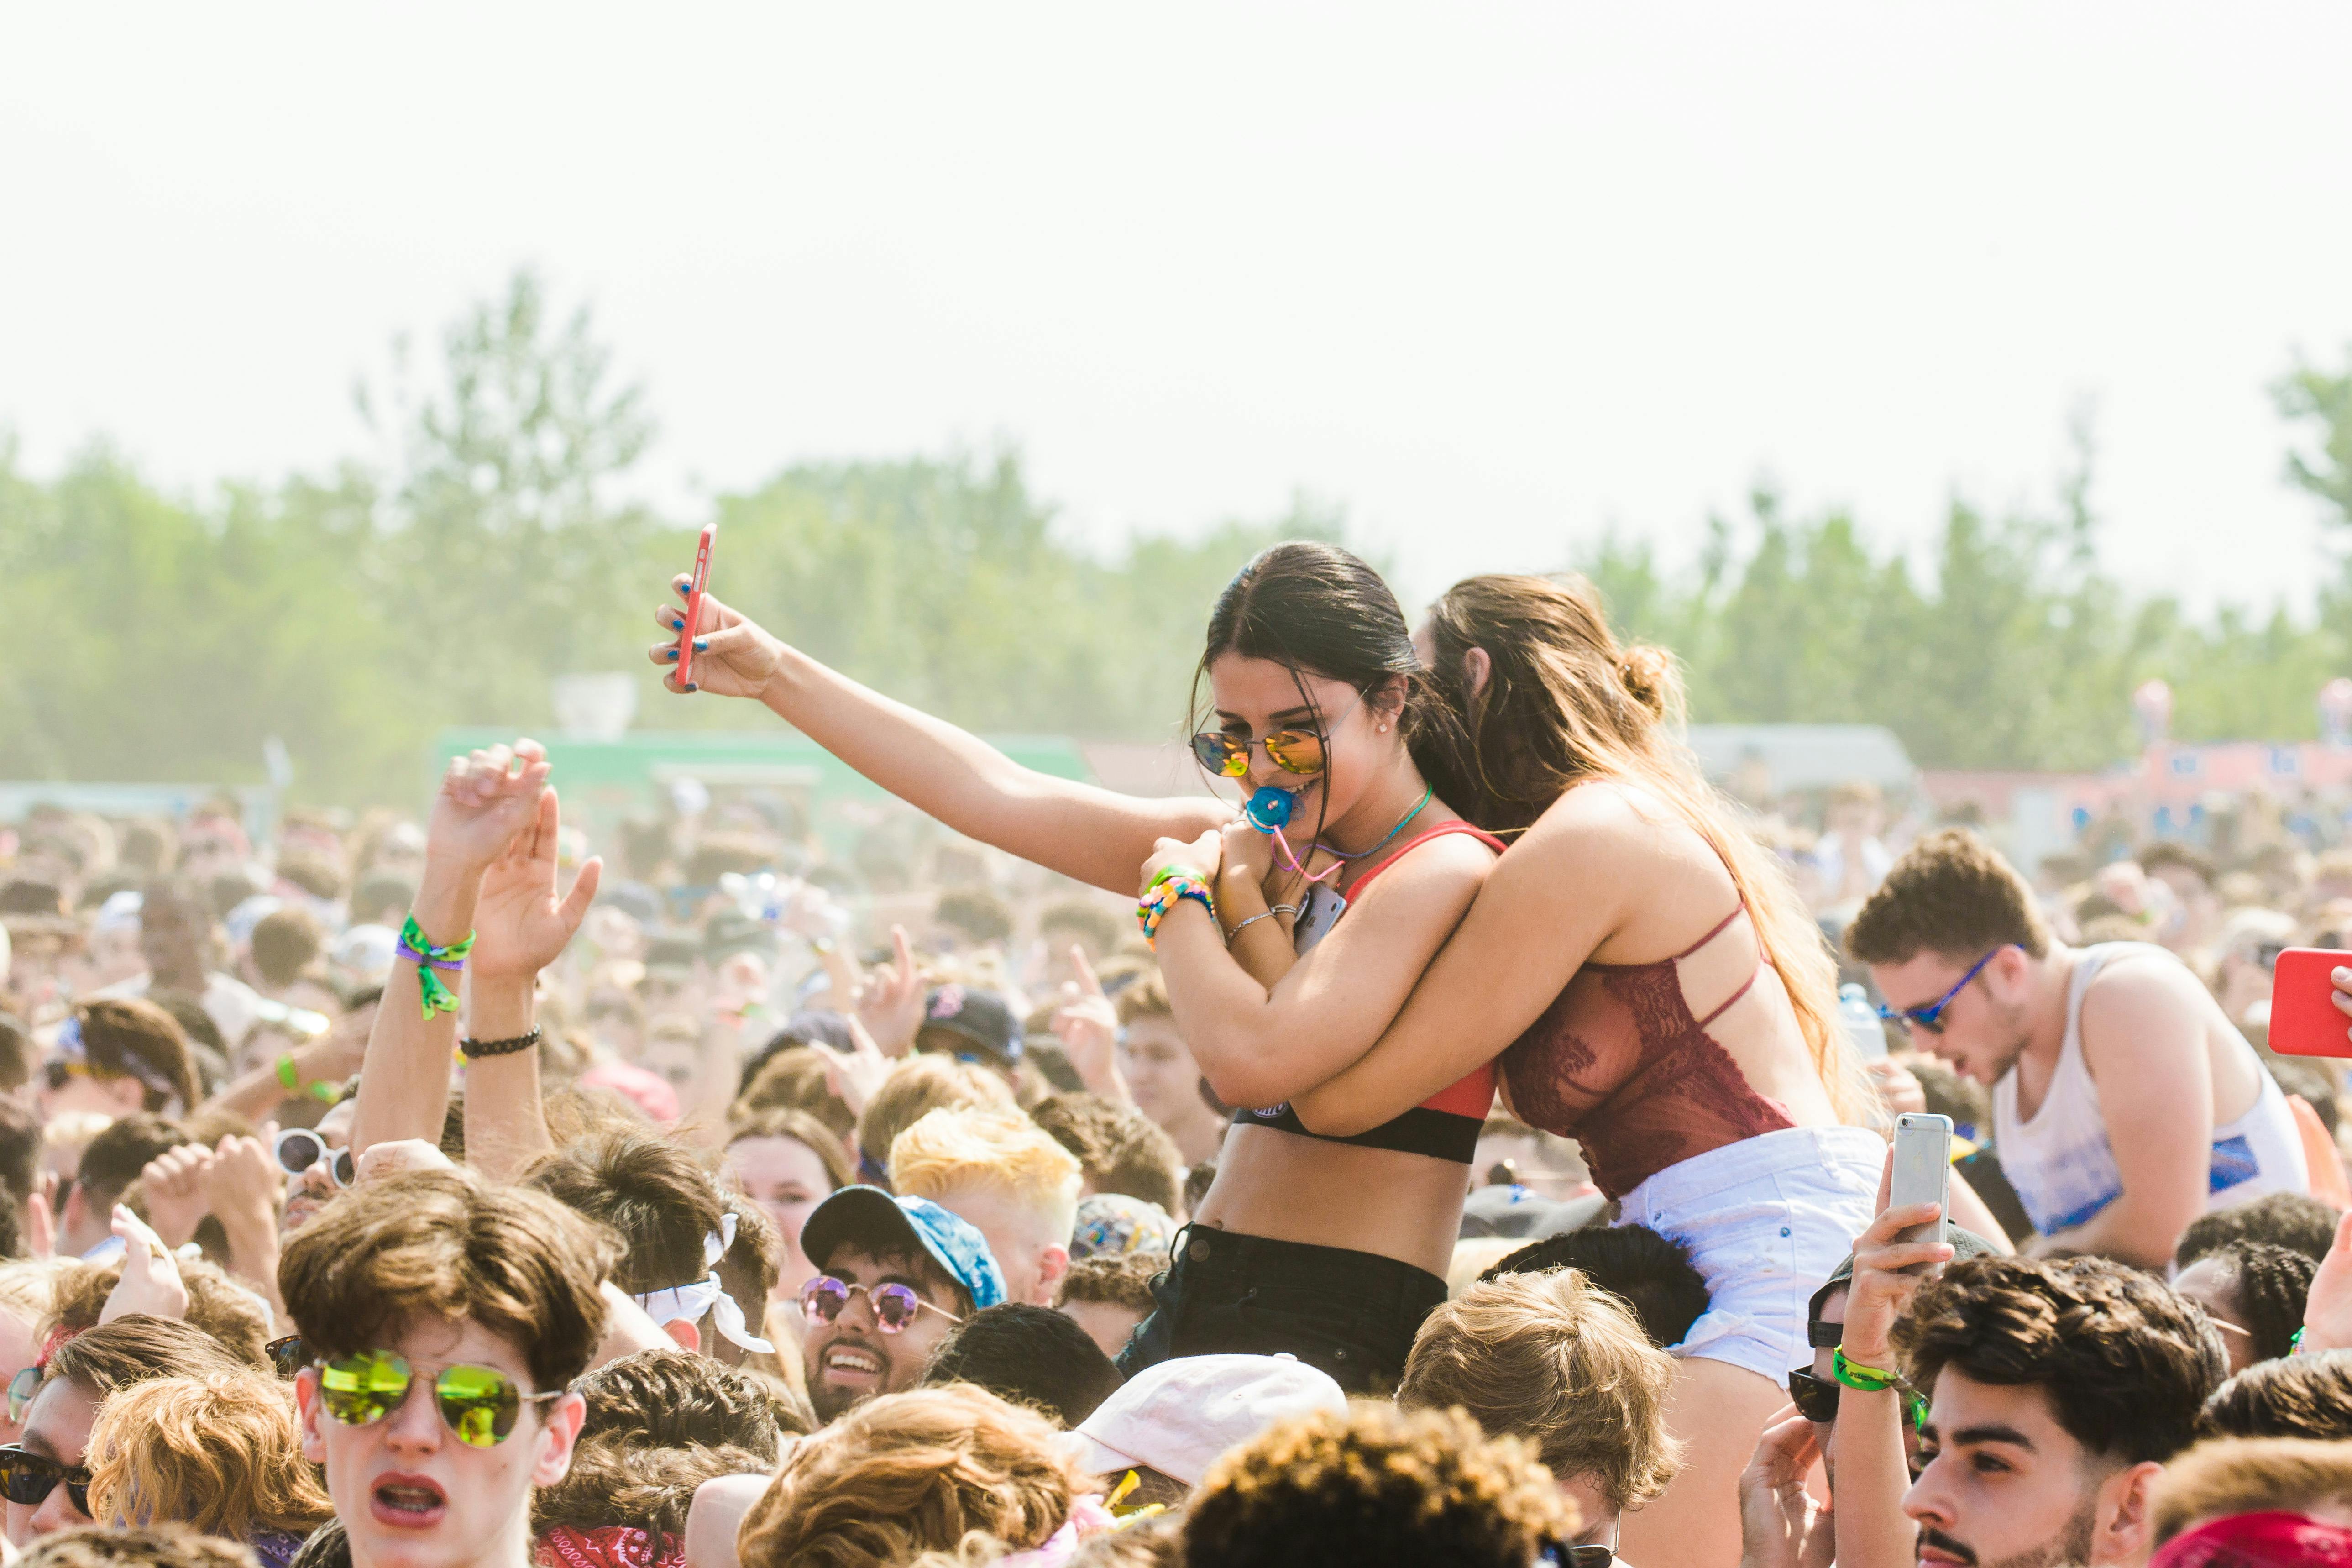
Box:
[649,541,1501,1392]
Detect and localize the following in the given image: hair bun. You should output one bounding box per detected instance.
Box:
[1615,645,1676,720]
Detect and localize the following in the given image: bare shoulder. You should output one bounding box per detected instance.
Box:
[1355,826,1497,906]
[2078,947,2210,1051]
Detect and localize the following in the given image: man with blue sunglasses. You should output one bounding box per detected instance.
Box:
[1849,829,2308,1270]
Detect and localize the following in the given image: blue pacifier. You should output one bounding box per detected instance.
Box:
[1243,786,1295,833]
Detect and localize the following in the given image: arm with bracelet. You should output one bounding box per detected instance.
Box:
[1832,1171,1956,1568]
[349,741,556,1159]
[462,780,602,1183]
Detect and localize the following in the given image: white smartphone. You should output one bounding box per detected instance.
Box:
[1888,1112,1954,1274]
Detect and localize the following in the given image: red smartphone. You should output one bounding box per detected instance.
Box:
[2268,947,2352,1057]
[675,523,717,689]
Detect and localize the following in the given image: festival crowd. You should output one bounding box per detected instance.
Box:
[0,545,2350,1568]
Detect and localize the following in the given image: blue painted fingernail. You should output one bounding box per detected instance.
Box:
[663,648,679,660]
[684,682,697,692]
[694,638,708,652]
[676,581,691,598]
[671,617,685,631]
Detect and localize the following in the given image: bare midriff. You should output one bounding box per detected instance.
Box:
[1191,1122,1468,1279]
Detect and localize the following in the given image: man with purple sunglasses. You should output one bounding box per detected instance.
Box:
[796,1186,1006,1424]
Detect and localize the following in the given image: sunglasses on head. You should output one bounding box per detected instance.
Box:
[799,1274,962,1335]
[1787,1366,1928,1429]
[0,1448,90,1517]
[275,1127,355,1188]
[1875,948,2005,1035]
[314,1350,560,1448]
[266,1335,305,1379]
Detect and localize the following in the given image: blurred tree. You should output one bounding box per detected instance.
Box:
[359,268,658,726]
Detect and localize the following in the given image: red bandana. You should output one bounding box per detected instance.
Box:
[534,1527,682,1568]
[2150,1511,2352,1568]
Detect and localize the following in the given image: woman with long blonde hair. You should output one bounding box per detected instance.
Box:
[1256,573,1894,1565]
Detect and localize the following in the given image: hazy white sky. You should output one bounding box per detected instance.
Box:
[4,5,2349,612]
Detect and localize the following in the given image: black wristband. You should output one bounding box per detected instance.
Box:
[459,1026,542,1060]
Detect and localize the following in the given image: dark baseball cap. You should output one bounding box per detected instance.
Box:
[800,1185,1006,1310]
[1807,1223,2001,1344]
[916,983,1021,1068]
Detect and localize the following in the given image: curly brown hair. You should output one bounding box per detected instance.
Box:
[2197,1350,2352,1442]
[1055,1251,1163,1313]
[1893,1256,2225,1465]
[573,1347,801,1455]
[1180,1404,1579,1568]
[1847,829,2051,965]
[737,1384,1089,1568]
[1027,1095,1182,1217]
[277,1169,615,1393]
[532,1434,773,1541]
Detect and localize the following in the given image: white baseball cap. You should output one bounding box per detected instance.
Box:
[1064,1353,1348,1486]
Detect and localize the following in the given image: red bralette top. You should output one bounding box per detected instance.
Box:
[1499,903,1797,1198]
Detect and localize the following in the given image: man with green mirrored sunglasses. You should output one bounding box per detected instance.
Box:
[281,1169,616,1568]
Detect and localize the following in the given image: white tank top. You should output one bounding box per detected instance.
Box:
[1991,942,2308,1237]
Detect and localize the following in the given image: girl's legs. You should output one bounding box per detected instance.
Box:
[1617,1356,1792,1568]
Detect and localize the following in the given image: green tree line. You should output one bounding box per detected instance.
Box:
[4,271,2349,802]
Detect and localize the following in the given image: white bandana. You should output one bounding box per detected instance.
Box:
[630,1215,774,1354]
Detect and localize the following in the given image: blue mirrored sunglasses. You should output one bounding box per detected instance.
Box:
[1875,948,2004,1035]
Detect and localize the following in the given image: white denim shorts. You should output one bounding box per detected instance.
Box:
[1613,1123,1883,1386]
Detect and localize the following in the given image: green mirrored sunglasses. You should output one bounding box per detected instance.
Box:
[316,1350,560,1448]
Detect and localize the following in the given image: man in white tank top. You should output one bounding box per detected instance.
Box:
[1849,830,2307,1271]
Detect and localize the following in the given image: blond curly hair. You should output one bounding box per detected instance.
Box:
[736,1384,1092,1568]
[84,1372,332,1538]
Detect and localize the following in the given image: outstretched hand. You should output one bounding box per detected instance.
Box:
[650,580,786,699]
[474,787,604,981]
[427,741,553,876]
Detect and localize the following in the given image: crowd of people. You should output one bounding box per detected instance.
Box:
[0,541,2348,1568]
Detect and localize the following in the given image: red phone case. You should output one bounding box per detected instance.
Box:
[2268,948,2352,1058]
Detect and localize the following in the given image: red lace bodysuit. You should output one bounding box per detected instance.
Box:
[1500,904,1797,1199]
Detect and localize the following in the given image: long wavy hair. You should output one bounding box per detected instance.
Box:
[1420,572,1866,1122]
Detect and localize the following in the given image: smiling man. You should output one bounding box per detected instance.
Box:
[794,1184,1004,1425]
[1891,1255,2225,1568]
[280,1169,610,1568]
[1849,829,2307,1269]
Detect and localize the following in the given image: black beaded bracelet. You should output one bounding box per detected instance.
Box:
[459,1026,542,1060]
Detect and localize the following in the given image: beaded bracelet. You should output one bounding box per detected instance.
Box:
[1137,874,1216,948]
[460,1026,543,1061]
